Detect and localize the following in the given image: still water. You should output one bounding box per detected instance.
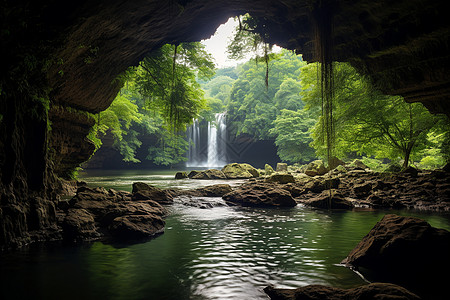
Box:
[1,170,450,300]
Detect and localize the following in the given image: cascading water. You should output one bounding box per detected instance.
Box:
[187,112,227,168]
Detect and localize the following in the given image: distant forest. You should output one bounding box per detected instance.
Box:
[84,16,449,172]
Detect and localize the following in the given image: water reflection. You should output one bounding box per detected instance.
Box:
[1,173,449,300]
[79,169,245,192]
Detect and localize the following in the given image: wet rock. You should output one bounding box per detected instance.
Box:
[131,182,173,204]
[264,282,420,300]
[342,214,450,299]
[175,171,188,179]
[223,182,296,207]
[276,163,288,172]
[60,185,167,242]
[222,163,259,179]
[196,184,233,197]
[176,196,226,209]
[169,184,233,198]
[190,169,227,179]
[298,190,354,210]
[304,160,327,176]
[108,214,165,240]
[265,173,295,184]
[61,208,99,241]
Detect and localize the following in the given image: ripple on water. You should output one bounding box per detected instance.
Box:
[4,172,449,300]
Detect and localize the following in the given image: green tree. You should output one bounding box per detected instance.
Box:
[134,42,214,132]
[226,50,306,139]
[270,109,316,163]
[302,62,446,168]
[88,42,215,166]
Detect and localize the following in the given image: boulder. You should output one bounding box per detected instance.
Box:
[175,171,188,179]
[221,163,259,179]
[187,170,201,178]
[304,160,327,176]
[342,214,450,299]
[264,283,420,300]
[61,208,99,241]
[176,195,226,209]
[62,186,167,242]
[169,184,233,198]
[299,190,354,209]
[131,182,173,204]
[352,181,372,198]
[265,164,275,176]
[265,173,295,184]
[328,156,345,169]
[332,164,347,174]
[108,214,165,240]
[196,184,233,197]
[401,166,418,177]
[304,177,340,193]
[276,162,288,172]
[223,182,296,207]
[191,169,227,179]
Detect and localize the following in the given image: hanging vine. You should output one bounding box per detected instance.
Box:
[311,0,336,169]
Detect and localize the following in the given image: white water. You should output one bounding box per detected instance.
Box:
[187,112,227,168]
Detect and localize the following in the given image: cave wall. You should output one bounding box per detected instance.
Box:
[1,0,449,248]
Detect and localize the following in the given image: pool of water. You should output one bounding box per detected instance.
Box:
[1,170,449,300]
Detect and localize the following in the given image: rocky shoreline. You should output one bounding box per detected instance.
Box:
[182,161,450,211]
[4,162,450,299]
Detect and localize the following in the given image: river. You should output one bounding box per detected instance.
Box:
[1,170,449,300]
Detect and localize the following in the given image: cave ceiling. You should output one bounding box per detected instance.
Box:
[36,0,450,115]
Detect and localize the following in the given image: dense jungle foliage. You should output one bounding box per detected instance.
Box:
[87,17,449,170]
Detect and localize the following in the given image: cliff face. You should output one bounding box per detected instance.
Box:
[0,0,449,248]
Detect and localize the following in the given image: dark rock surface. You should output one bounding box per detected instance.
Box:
[169,184,233,198]
[175,196,226,209]
[175,172,188,179]
[190,169,227,179]
[342,214,450,299]
[298,190,354,209]
[288,167,450,212]
[265,173,296,184]
[131,182,173,204]
[264,282,421,300]
[59,186,167,242]
[223,182,296,207]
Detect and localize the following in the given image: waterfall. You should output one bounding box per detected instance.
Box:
[186,112,227,168]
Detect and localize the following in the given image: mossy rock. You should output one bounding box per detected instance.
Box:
[305,160,328,176]
[276,163,288,172]
[191,169,227,179]
[175,172,188,179]
[221,163,259,179]
[265,173,295,184]
[265,164,275,176]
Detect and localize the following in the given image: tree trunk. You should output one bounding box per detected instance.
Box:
[402,142,414,169]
